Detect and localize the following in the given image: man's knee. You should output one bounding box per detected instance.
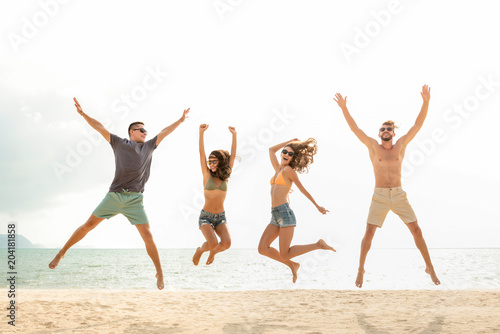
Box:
[364,224,377,239]
[409,222,423,238]
[136,224,154,241]
[83,217,102,230]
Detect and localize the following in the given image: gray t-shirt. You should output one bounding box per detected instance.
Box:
[108,134,158,193]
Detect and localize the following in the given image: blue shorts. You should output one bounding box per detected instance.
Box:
[198,210,227,229]
[92,191,149,225]
[270,202,296,227]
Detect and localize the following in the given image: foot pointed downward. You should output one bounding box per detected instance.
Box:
[426,267,441,285]
[318,239,336,252]
[291,262,300,283]
[192,247,203,266]
[355,269,365,288]
[206,252,215,265]
[48,252,64,269]
[156,273,164,290]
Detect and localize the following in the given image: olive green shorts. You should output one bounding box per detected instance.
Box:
[92,191,149,225]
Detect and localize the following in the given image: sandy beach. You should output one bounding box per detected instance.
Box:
[4,289,499,333]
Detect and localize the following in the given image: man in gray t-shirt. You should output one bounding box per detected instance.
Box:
[49,97,190,290]
[108,132,158,193]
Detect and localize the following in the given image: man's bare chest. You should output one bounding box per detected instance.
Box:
[372,146,404,166]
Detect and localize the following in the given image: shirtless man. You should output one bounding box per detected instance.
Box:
[49,98,190,290]
[334,85,440,288]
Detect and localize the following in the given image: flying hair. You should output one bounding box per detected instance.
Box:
[285,138,318,174]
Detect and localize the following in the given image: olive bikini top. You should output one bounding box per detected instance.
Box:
[204,175,227,191]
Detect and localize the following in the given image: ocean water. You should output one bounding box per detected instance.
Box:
[5,248,500,291]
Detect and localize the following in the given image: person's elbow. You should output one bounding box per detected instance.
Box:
[350,125,362,133]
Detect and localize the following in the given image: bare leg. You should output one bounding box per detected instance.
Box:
[278,229,336,260]
[406,221,440,285]
[206,224,231,265]
[135,223,164,290]
[356,224,377,288]
[258,224,300,283]
[278,228,336,281]
[193,224,218,266]
[49,214,105,269]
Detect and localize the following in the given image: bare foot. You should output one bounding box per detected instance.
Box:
[48,252,64,269]
[426,267,441,285]
[355,269,365,288]
[318,239,336,252]
[291,262,300,283]
[156,273,164,290]
[192,247,203,266]
[206,251,215,265]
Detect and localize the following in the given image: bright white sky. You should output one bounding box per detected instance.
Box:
[1,0,499,250]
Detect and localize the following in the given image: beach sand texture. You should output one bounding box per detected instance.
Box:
[7,289,500,333]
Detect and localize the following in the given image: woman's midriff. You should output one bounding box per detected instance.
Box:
[270,184,291,208]
[203,189,226,214]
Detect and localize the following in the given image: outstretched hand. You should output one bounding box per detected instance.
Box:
[228,126,236,135]
[317,206,329,215]
[73,97,84,115]
[333,93,347,109]
[420,85,431,102]
[200,124,209,132]
[180,108,190,122]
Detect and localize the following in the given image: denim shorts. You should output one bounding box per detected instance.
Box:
[198,210,227,229]
[270,202,296,227]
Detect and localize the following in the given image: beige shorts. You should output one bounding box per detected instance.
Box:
[367,187,417,228]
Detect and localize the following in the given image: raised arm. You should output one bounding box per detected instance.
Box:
[228,126,237,169]
[74,97,110,143]
[333,93,376,147]
[156,108,190,146]
[269,138,299,171]
[284,167,329,215]
[399,85,430,146]
[199,124,210,176]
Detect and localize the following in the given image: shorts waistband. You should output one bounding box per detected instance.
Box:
[272,202,290,211]
[201,210,225,217]
[374,186,403,192]
[113,190,143,195]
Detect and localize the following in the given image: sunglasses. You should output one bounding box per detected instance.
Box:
[281,149,294,157]
[132,128,148,134]
[379,127,393,132]
[207,160,218,165]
